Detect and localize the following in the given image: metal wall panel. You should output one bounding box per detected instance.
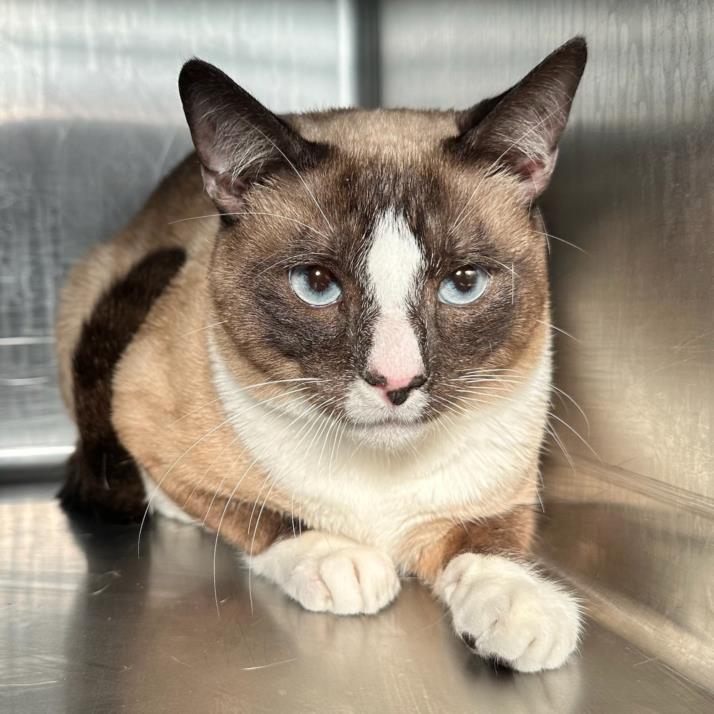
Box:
[1,0,711,688]
[0,0,346,465]
[379,0,713,684]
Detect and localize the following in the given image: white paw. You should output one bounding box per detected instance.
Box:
[249,531,401,615]
[435,553,581,673]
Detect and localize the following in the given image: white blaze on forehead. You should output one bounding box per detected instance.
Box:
[366,211,425,386]
[367,212,423,312]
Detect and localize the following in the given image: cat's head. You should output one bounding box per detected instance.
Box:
[179,38,586,450]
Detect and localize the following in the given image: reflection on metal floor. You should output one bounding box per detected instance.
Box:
[1,484,711,714]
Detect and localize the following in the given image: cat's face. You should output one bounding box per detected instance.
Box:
[180,39,586,449]
[209,139,548,447]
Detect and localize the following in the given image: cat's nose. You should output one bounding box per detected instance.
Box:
[362,370,427,406]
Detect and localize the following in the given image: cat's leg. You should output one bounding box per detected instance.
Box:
[193,494,400,615]
[409,506,581,672]
[249,531,401,616]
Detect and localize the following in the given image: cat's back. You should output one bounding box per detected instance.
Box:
[55,153,215,417]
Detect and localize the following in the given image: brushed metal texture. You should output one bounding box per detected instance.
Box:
[1,491,711,713]
[379,0,713,685]
[1,0,712,696]
[0,0,345,463]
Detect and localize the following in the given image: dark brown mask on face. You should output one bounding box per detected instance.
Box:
[179,39,587,446]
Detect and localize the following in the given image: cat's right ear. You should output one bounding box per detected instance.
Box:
[178,58,324,216]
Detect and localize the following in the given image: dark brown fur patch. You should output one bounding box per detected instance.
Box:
[59,247,186,522]
[208,152,549,426]
[409,505,537,583]
[197,493,308,555]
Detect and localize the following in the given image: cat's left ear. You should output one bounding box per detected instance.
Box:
[178,58,325,216]
[447,37,587,200]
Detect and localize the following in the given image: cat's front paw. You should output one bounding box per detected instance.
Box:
[250,531,400,615]
[435,553,581,673]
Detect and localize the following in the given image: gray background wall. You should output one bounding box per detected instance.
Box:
[1,0,711,686]
[0,0,348,465]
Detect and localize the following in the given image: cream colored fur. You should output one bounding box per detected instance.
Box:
[208,334,550,560]
[435,553,581,672]
[57,152,579,673]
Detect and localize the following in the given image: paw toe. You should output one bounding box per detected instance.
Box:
[353,551,400,614]
[319,554,363,614]
[442,555,581,673]
[479,623,533,662]
[290,569,332,612]
[510,632,555,672]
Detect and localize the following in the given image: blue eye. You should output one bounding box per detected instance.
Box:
[289,265,342,306]
[438,266,489,305]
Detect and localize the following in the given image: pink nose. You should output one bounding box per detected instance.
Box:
[363,370,427,406]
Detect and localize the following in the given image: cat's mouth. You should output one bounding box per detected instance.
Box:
[346,414,429,450]
[356,416,423,428]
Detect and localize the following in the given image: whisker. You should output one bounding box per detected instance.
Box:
[546,410,600,461]
[255,251,333,277]
[536,318,581,343]
[138,412,235,557]
[431,393,471,418]
[168,210,330,241]
[139,385,312,555]
[545,423,576,477]
[245,395,339,613]
[316,404,343,474]
[212,456,260,616]
[328,414,349,479]
[450,378,524,392]
[179,320,228,338]
[450,375,523,385]
[446,390,503,408]
[176,389,316,533]
[452,367,524,378]
[301,400,340,472]
[532,230,588,255]
[169,377,322,426]
[233,117,334,233]
[549,384,590,434]
[214,391,327,615]
[169,396,223,426]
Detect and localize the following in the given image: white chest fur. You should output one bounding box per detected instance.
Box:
[206,340,551,558]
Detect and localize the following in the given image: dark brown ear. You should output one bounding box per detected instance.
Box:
[447,37,587,200]
[178,58,326,216]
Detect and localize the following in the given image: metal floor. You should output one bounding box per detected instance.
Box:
[1,483,711,714]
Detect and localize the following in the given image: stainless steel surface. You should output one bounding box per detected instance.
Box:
[378,0,714,686]
[2,0,712,706]
[0,0,346,464]
[1,486,712,714]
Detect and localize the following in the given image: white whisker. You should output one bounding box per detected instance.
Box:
[244,394,339,614]
[532,230,588,255]
[549,384,590,434]
[139,384,312,556]
[536,318,580,343]
[546,410,599,461]
[169,377,321,426]
[169,210,330,242]
[234,117,334,233]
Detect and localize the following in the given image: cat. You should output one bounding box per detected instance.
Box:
[56,36,587,673]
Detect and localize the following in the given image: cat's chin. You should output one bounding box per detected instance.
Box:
[348,419,428,451]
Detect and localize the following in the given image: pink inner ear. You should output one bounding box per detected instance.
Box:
[516,147,558,199]
[200,166,249,214]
